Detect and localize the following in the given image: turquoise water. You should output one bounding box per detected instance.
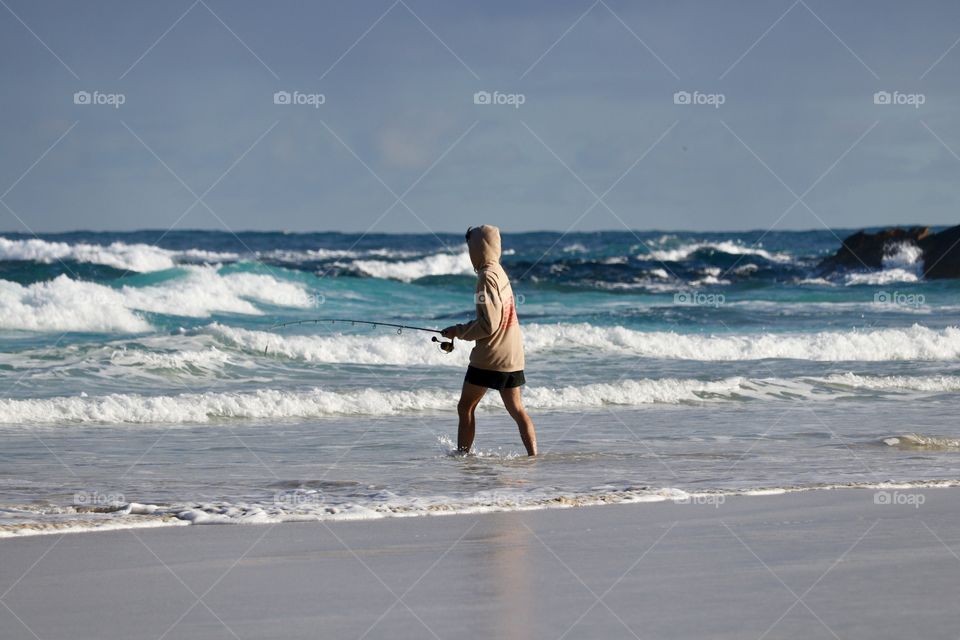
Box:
[1,229,959,534]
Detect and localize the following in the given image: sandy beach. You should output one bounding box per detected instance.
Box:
[2,487,958,639]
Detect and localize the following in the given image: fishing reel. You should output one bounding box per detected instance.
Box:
[432,336,455,353]
[391,325,454,353]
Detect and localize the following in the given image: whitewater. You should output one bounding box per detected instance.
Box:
[1,229,959,536]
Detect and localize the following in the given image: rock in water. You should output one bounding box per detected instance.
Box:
[818,226,930,271]
[817,224,960,279]
[920,225,960,279]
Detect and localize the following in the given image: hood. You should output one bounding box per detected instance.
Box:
[467,225,501,271]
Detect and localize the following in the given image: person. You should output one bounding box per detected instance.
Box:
[442,225,538,456]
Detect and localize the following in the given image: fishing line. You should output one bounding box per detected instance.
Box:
[265,318,455,354]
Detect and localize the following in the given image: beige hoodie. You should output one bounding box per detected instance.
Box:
[455,225,525,372]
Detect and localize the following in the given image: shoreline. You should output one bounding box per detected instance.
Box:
[3,479,958,539]
[2,487,958,639]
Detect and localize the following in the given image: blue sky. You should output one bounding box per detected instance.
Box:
[1,0,959,233]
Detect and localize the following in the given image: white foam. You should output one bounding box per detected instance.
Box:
[644,240,791,263]
[259,247,421,262]
[109,346,244,372]
[820,372,960,393]
[0,379,737,424]
[842,242,924,285]
[0,334,253,383]
[0,268,313,332]
[7,477,960,538]
[177,248,241,263]
[0,387,457,423]
[691,266,731,286]
[0,237,238,272]
[436,434,521,459]
[350,250,474,281]
[882,433,960,449]
[521,323,960,361]
[0,237,175,271]
[4,372,960,424]
[522,376,752,407]
[882,242,924,272]
[120,269,313,317]
[844,269,920,285]
[215,322,960,365]
[0,276,152,332]
[14,479,960,537]
[0,516,185,538]
[210,323,469,366]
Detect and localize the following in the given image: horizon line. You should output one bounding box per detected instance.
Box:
[0,223,951,236]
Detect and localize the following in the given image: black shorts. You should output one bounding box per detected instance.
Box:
[465,366,526,390]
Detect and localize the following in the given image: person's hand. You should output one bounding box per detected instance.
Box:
[441,325,458,339]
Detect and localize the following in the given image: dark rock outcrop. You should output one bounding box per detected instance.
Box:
[818,226,930,271]
[817,224,960,279]
[921,225,960,279]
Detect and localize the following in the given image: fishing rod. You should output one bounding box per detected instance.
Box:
[267,318,455,353]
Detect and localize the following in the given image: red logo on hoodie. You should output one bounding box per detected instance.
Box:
[501,295,518,330]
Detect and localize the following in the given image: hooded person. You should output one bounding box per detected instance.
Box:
[442,225,537,456]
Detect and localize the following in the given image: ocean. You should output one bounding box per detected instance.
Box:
[1,228,959,535]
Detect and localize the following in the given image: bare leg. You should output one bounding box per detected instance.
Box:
[457,380,487,454]
[499,386,538,456]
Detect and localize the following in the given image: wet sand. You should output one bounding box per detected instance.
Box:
[1,487,958,639]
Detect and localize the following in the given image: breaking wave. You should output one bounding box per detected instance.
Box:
[521,323,960,361]
[3,373,960,424]
[209,323,960,366]
[643,240,792,263]
[259,247,422,262]
[209,323,467,366]
[348,250,474,281]
[0,268,313,332]
[0,236,237,272]
[842,242,924,286]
